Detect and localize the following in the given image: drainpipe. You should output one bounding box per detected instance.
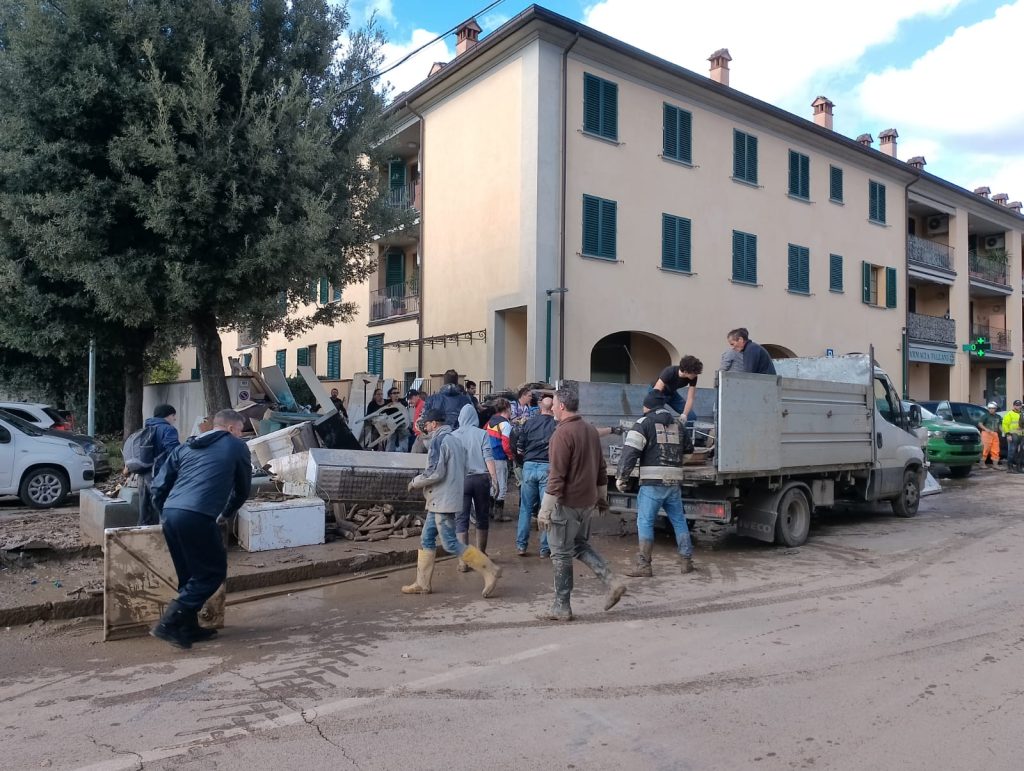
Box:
[405,100,426,377]
[902,173,921,400]
[557,33,581,381]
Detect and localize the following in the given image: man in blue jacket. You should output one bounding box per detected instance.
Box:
[149,409,252,649]
[138,404,181,526]
[726,327,776,375]
[423,369,473,429]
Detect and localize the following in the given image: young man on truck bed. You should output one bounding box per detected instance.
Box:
[650,355,703,422]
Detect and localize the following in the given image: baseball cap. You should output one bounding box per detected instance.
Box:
[422,407,446,423]
[987,402,998,409]
[406,388,420,397]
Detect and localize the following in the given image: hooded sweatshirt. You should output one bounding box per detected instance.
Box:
[452,403,494,476]
[423,383,473,429]
[408,423,466,513]
[144,416,181,475]
[151,429,252,518]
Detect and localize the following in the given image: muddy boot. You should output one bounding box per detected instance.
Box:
[577,547,627,611]
[460,545,502,598]
[625,540,654,578]
[183,607,218,642]
[150,600,193,650]
[401,549,436,594]
[492,498,504,521]
[538,560,574,621]
[456,532,470,572]
[476,528,489,555]
[678,553,695,574]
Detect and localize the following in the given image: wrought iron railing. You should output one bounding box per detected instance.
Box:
[370,282,420,321]
[385,185,415,210]
[907,312,955,347]
[968,250,1009,286]
[971,324,1011,352]
[907,234,953,272]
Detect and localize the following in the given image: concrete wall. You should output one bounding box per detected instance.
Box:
[143,377,254,441]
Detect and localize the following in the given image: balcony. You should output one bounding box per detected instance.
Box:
[907,235,955,283]
[971,324,1012,357]
[369,281,419,323]
[907,312,956,347]
[385,184,418,211]
[968,250,1011,294]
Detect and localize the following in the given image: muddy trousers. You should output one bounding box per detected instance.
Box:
[636,484,692,558]
[457,474,491,535]
[161,508,227,611]
[547,503,615,609]
[981,430,1000,463]
[421,512,467,557]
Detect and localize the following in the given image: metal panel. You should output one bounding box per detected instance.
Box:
[575,381,716,424]
[778,376,873,468]
[103,526,224,642]
[306,448,427,505]
[774,355,873,386]
[717,372,781,472]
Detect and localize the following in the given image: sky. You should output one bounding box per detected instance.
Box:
[346,0,1022,201]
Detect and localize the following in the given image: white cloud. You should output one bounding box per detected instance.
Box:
[480,12,511,33]
[379,29,455,99]
[353,0,396,26]
[583,0,963,106]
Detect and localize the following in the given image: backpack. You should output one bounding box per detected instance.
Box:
[123,425,157,473]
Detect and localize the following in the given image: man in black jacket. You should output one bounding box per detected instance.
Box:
[423,369,473,429]
[149,409,252,649]
[726,327,776,375]
[616,392,694,577]
[513,396,556,557]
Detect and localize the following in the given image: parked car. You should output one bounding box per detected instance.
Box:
[907,401,982,478]
[0,401,73,431]
[44,428,111,480]
[0,410,95,508]
[918,400,989,428]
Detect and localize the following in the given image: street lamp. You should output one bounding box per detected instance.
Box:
[545,288,567,384]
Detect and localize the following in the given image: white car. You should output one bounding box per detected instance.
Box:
[0,401,72,431]
[0,411,95,508]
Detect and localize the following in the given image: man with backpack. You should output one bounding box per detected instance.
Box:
[125,404,181,526]
[149,409,253,649]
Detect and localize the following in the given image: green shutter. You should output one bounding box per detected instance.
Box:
[869,181,886,223]
[678,109,692,163]
[583,74,617,140]
[829,254,843,292]
[732,230,745,280]
[789,151,809,198]
[862,261,872,303]
[885,267,897,308]
[583,73,602,135]
[877,183,886,224]
[319,277,329,305]
[800,154,809,198]
[601,78,618,141]
[276,349,286,373]
[582,195,600,256]
[332,286,342,302]
[830,166,843,202]
[388,159,406,190]
[746,135,758,183]
[663,104,678,159]
[661,214,691,272]
[385,249,405,289]
[296,347,310,368]
[788,244,799,291]
[367,334,384,376]
[599,198,616,259]
[308,280,318,302]
[745,233,757,283]
[326,341,341,380]
[733,230,756,283]
[788,152,800,196]
[787,244,808,293]
[733,130,745,179]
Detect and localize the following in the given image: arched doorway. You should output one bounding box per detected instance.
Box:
[763,344,796,359]
[590,332,677,384]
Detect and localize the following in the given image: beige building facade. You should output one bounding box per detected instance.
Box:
[172,6,1023,409]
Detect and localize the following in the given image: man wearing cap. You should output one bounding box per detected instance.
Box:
[616,392,695,577]
[1002,401,1024,472]
[977,402,1001,469]
[402,407,501,597]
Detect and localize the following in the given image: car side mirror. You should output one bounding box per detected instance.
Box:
[908,404,922,429]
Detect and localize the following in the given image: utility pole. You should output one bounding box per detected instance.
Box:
[87,339,96,436]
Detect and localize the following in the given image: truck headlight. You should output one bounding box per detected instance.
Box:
[68,442,88,457]
[927,430,944,439]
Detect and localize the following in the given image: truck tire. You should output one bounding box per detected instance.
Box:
[948,465,972,479]
[890,469,921,518]
[774,487,811,547]
[19,466,70,509]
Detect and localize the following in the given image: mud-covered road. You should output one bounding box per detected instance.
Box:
[2,473,1022,770]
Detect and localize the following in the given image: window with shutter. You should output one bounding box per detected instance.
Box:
[367,334,384,376]
[384,249,405,290]
[829,166,843,202]
[662,104,692,163]
[885,267,897,308]
[296,347,310,368]
[326,341,341,380]
[861,262,882,305]
[332,286,342,302]
[869,180,887,223]
[733,130,758,183]
[582,194,617,260]
[732,230,757,284]
[787,244,810,293]
[788,151,810,199]
[275,349,286,373]
[829,254,843,292]
[583,73,618,141]
[319,277,329,305]
[661,214,692,272]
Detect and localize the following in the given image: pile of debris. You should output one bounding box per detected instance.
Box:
[329,503,423,542]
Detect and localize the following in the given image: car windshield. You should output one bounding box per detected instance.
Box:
[0,409,45,437]
[903,401,937,421]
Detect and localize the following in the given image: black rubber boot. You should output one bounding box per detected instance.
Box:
[678,554,695,574]
[625,540,654,578]
[150,600,193,650]
[183,607,218,642]
[577,547,627,610]
[538,560,574,621]
[476,528,489,554]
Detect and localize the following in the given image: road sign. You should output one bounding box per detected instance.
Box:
[825,348,834,358]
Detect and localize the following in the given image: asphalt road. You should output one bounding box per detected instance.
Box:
[2,472,1023,770]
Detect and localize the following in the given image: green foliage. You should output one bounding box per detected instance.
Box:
[285,375,318,411]
[148,358,182,384]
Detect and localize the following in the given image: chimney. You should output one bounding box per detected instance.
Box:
[1009,201,1023,214]
[428,61,447,77]
[992,193,1009,206]
[907,156,926,170]
[708,48,732,86]
[811,96,834,130]
[878,128,898,158]
[455,18,482,56]
[857,133,874,148]
[974,186,991,199]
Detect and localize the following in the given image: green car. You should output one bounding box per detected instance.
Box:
[907,401,982,478]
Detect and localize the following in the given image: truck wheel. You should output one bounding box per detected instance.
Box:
[948,465,972,479]
[890,469,921,518]
[19,466,69,509]
[774,487,811,547]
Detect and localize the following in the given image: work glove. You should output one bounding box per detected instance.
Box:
[615,477,628,493]
[595,485,610,514]
[609,425,624,436]
[490,478,499,499]
[407,475,424,492]
[538,492,558,531]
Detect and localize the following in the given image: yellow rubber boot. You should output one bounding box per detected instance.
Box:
[401,549,436,594]
[460,545,501,598]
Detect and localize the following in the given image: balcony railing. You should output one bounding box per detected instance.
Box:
[370,281,420,322]
[971,324,1011,353]
[907,234,953,272]
[907,312,956,347]
[968,251,1009,286]
[385,185,416,210]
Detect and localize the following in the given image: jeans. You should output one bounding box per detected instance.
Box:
[161,507,227,611]
[636,484,692,558]
[457,474,491,534]
[517,461,550,553]
[421,511,467,556]
[493,459,508,500]
[649,387,685,415]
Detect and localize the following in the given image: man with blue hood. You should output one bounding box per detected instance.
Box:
[402,407,501,597]
[138,404,181,526]
[452,403,499,570]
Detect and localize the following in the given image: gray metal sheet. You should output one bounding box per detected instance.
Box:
[774,355,873,386]
[717,373,781,472]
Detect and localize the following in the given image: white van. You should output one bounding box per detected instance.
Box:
[0,411,95,508]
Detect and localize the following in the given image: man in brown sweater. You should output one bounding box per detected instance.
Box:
[537,381,626,621]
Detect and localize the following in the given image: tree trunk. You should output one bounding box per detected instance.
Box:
[194,313,231,415]
[122,345,146,439]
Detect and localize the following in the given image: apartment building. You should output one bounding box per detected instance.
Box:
[178,5,1022,405]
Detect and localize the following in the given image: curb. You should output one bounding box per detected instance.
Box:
[0,546,419,628]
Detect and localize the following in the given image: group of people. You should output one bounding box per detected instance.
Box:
[978,399,1024,473]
